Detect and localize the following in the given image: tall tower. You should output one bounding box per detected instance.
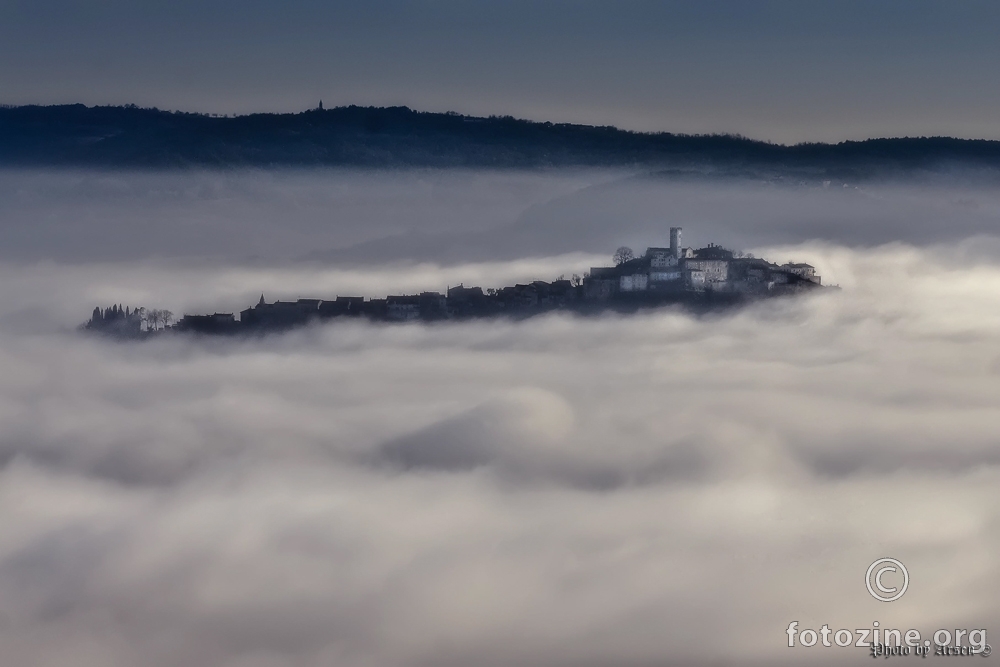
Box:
[669,227,682,259]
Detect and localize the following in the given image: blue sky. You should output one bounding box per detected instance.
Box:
[2,0,998,142]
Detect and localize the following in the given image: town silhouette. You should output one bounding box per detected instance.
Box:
[84,231,824,339]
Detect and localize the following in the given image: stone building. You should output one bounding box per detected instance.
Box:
[780,263,820,284]
[581,231,822,297]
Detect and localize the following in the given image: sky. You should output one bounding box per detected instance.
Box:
[2,0,1000,143]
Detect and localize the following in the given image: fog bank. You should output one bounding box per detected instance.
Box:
[1,239,999,666]
[4,169,1000,266]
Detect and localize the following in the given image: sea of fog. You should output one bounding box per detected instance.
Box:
[1,168,999,666]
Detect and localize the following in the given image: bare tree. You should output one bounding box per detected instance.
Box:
[613,246,634,266]
[571,274,583,287]
[146,308,172,330]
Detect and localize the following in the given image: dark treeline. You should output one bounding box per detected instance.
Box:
[83,305,174,338]
[5,104,1000,176]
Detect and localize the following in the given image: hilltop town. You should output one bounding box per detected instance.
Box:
[83,229,824,338]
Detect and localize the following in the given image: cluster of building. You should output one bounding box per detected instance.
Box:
[177,279,599,333]
[585,228,819,299]
[84,229,823,337]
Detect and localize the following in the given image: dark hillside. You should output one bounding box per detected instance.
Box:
[3,104,1000,176]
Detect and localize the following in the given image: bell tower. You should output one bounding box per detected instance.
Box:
[669,227,682,259]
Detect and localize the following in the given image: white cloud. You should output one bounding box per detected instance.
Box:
[4,169,1000,666]
[1,232,999,665]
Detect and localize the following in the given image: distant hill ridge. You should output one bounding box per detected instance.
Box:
[3,103,1000,174]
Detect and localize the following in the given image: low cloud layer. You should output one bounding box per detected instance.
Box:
[1,239,999,666]
[5,168,1000,266]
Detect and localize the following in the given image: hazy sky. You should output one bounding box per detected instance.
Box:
[2,0,1000,143]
